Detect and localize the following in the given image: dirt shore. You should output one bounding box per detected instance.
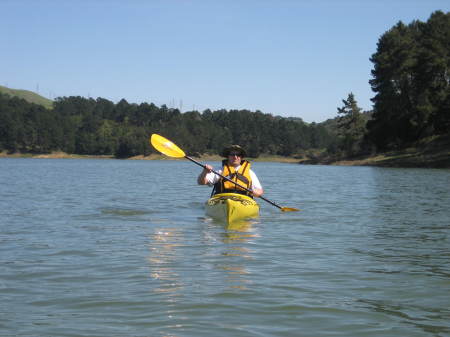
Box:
[2,138,448,168]
[0,151,299,163]
[330,151,450,168]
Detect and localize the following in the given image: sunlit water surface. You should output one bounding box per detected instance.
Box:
[1,158,449,337]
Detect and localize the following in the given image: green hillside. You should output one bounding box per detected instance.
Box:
[0,85,53,109]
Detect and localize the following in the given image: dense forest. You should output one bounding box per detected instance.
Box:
[0,93,336,158]
[0,11,448,159]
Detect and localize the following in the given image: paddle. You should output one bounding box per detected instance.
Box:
[150,134,299,212]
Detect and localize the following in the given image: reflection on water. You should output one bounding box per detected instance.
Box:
[221,219,260,290]
[223,219,260,242]
[146,219,260,293]
[148,228,184,299]
[221,264,252,290]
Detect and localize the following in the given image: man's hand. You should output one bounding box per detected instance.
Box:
[197,164,213,185]
[252,188,264,198]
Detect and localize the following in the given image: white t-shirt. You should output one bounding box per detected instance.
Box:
[205,165,262,190]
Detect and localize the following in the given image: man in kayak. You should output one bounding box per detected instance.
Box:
[197,145,264,198]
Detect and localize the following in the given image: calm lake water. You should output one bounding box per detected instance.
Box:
[1,158,449,337]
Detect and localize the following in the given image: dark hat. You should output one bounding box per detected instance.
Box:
[221,145,246,158]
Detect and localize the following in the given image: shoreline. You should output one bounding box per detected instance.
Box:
[300,135,450,169]
[0,151,300,163]
[2,148,448,168]
[302,149,450,169]
[330,152,450,169]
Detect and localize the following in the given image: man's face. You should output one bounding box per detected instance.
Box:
[228,152,242,167]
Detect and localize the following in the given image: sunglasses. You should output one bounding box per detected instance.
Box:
[228,152,242,157]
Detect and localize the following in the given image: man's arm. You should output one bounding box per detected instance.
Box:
[250,170,264,197]
[197,164,213,185]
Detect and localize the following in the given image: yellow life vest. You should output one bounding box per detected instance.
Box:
[214,160,252,196]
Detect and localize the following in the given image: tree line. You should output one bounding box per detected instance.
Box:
[0,93,336,158]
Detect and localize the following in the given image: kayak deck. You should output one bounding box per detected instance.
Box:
[205,193,259,224]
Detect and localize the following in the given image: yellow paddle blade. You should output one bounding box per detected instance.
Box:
[150,134,185,158]
[281,207,300,212]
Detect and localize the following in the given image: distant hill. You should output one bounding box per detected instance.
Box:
[0,85,53,109]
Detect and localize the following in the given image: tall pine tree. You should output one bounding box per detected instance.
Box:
[336,93,366,156]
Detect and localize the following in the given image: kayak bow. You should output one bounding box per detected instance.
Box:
[205,193,259,224]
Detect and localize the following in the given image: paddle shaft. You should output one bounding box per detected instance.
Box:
[185,155,286,211]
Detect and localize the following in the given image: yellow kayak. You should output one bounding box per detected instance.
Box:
[205,193,259,224]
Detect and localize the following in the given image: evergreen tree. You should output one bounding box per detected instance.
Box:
[367,11,450,151]
[416,11,450,135]
[368,21,421,149]
[336,93,366,156]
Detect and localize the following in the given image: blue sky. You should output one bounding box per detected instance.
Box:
[2,0,449,122]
